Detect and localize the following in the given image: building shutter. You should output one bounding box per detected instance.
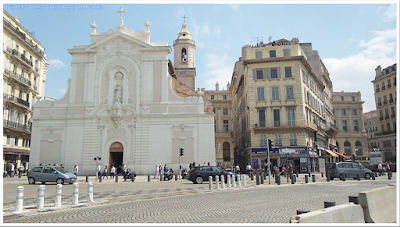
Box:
[277,67,281,79]
[266,68,271,80]
[257,87,265,101]
[253,68,257,80]
[283,49,290,56]
[256,51,262,59]
[7,37,12,48]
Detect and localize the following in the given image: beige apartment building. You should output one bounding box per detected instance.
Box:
[371,63,397,162]
[3,10,49,170]
[203,82,234,167]
[332,92,368,160]
[363,110,380,152]
[230,38,338,173]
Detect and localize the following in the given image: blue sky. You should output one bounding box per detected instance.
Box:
[3,1,398,112]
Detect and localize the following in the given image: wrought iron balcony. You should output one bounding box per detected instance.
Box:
[290,139,297,146]
[389,99,394,103]
[391,114,395,118]
[6,94,30,108]
[375,130,396,136]
[385,115,389,119]
[3,119,31,132]
[383,100,388,105]
[376,88,380,92]
[12,73,32,87]
[378,102,382,106]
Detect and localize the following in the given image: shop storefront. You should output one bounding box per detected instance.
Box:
[279,147,319,173]
[250,148,280,171]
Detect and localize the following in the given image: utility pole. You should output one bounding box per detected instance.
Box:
[94,156,101,182]
[179,147,184,179]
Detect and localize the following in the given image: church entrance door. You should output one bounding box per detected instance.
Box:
[110,142,123,175]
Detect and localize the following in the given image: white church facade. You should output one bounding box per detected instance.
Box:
[29,8,215,175]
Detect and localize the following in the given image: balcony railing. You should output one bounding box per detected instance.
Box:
[375,129,396,136]
[379,117,384,121]
[4,68,10,76]
[3,119,31,132]
[376,88,380,92]
[275,140,282,146]
[388,84,392,88]
[385,115,389,119]
[12,73,32,87]
[274,121,280,127]
[382,86,386,90]
[391,114,395,118]
[3,17,45,56]
[389,99,394,103]
[330,123,339,131]
[290,139,297,146]
[258,121,266,127]
[6,94,30,108]
[383,100,388,105]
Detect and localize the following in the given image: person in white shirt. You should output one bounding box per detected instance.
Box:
[97,164,101,177]
[73,164,79,176]
[155,164,159,179]
[110,165,116,179]
[122,164,127,177]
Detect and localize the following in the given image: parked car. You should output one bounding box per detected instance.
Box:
[188,166,236,184]
[27,166,77,185]
[163,167,174,181]
[326,162,372,180]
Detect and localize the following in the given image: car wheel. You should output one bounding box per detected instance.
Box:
[56,178,64,184]
[365,173,371,179]
[340,173,346,181]
[195,176,204,184]
[28,177,35,184]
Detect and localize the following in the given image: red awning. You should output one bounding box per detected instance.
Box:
[332,150,350,159]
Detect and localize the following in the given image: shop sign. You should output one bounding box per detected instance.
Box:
[252,148,267,153]
[300,158,307,163]
[252,159,259,169]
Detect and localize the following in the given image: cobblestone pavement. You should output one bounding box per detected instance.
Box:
[2,173,397,223]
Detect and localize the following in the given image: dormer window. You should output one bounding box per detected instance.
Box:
[181,48,187,61]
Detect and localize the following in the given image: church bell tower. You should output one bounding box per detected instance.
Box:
[173,20,196,90]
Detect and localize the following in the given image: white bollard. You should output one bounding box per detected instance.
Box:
[15,186,24,212]
[72,183,79,205]
[227,175,231,188]
[238,175,241,187]
[37,185,45,209]
[209,176,213,190]
[216,176,220,189]
[221,175,225,188]
[88,182,93,203]
[233,175,236,187]
[54,184,62,207]
[243,174,246,186]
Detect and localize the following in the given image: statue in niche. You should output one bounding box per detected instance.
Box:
[115,83,122,103]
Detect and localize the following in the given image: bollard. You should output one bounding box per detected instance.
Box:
[275,173,278,183]
[131,175,134,182]
[209,176,213,190]
[243,174,246,186]
[233,175,236,187]
[260,174,264,184]
[324,201,335,208]
[87,182,93,203]
[349,195,359,204]
[294,175,296,183]
[372,172,375,180]
[99,175,102,183]
[86,175,89,182]
[115,175,118,182]
[15,186,24,212]
[256,173,260,185]
[175,174,178,181]
[160,174,163,181]
[54,184,62,207]
[19,171,22,178]
[238,175,241,187]
[221,175,225,188]
[72,183,79,205]
[305,175,308,183]
[321,172,324,177]
[216,176,220,189]
[326,174,330,182]
[263,172,266,180]
[291,175,295,184]
[277,175,281,185]
[388,172,391,180]
[148,175,150,182]
[37,185,45,209]
[227,175,231,188]
[312,175,316,182]
[251,172,254,181]
[297,209,310,215]
[296,172,299,177]
[308,172,311,177]
[357,173,360,181]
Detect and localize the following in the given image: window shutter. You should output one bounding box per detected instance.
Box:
[253,68,257,80]
[266,68,271,79]
[277,67,281,79]
[284,49,291,56]
[256,51,262,59]
[7,37,12,48]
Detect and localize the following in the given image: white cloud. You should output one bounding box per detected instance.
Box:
[323,28,397,112]
[58,88,66,94]
[200,53,233,91]
[48,59,65,68]
[382,4,396,22]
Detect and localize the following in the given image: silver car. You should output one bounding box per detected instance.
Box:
[27,166,77,184]
[326,162,372,180]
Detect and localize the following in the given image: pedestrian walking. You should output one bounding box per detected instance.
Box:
[122,164,127,177]
[103,166,109,179]
[110,165,116,178]
[10,163,15,178]
[159,164,162,176]
[235,164,240,174]
[155,164,159,179]
[73,164,79,176]
[378,162,383,176]
[18,165,24,177]
[97,164,102,177]
[386,162,391,173]
[164,164,168,171]
[207,162,210,166]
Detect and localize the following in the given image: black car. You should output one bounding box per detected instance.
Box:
[163,167,174,181]
[187,166,236,184]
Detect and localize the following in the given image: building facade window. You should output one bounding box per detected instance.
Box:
[342,120,347,131]
[381,82,386,90]
[376,84,380,92]
[342,109,346,115]
[387,79,391,88]
[271,68,278,78]
[290,134,297,145]
[211,95,214,100]
[256,70,263,79]
[275,134,282,145]
[260,135,267,146]
[223,142,230,162]
[353,109,357,115]
[273,109,280,127]
[285,68,292,78]
[223,108,228,115]
[259,109,265,127]
[354,120,358,131]
[341,96,344,101]
[271,86,279,100]
[269,50,276,58]
[344,141,351,156]
[223,120,229,132]
[223,95,227,100]
[352,96,355,101]
[286,85,294,100]
[257,87,265,101]
[288,108,295,126]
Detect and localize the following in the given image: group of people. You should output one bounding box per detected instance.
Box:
[377,162,391,176]
[96,164,119,179]
[5,162,24,178]
[154,164,169,179]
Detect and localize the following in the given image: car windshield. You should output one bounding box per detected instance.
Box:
[53,167,69,174]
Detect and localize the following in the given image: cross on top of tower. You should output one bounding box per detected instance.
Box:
[117,6,127,26]
[182,15,188,23]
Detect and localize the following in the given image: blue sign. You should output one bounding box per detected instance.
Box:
[252,159,259,169]
[252,148,268,153]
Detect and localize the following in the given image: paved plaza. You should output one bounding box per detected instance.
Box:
[2,173,397,223]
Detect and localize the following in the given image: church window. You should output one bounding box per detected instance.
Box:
[181,48,187,61]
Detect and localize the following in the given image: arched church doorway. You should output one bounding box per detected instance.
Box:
[109,142,123,175]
